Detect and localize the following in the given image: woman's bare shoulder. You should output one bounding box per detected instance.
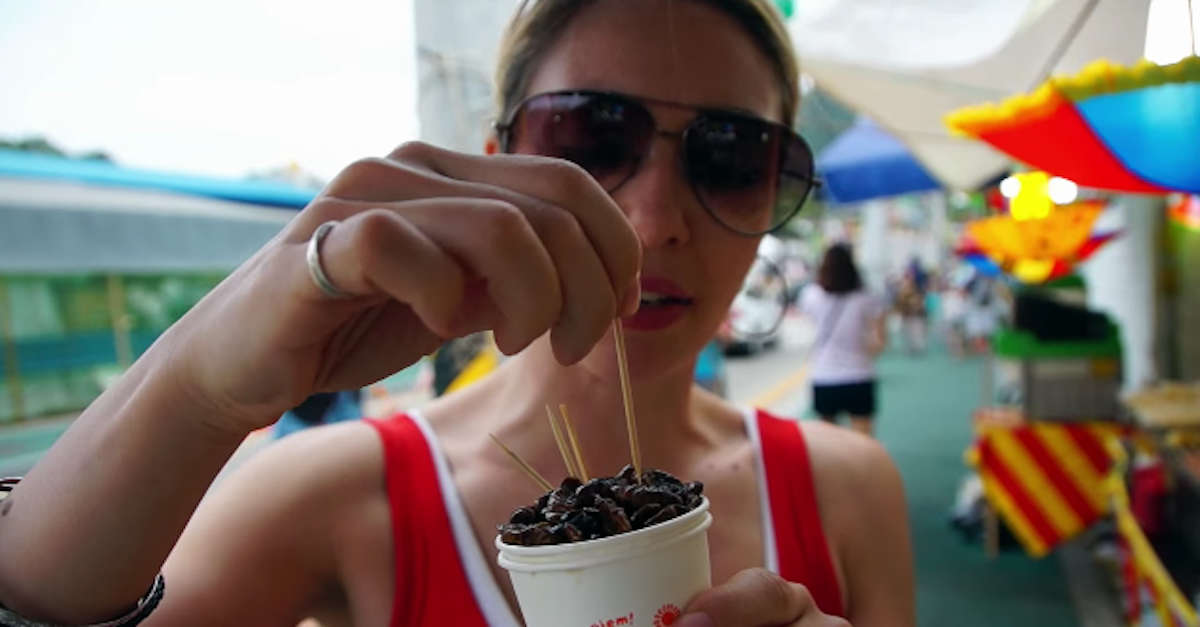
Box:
[799,422,907,553]
[800,421,913,622]
[213,420,388,506]
[155,422,392,624]
[800,421,903,511]
[292,420,385,468]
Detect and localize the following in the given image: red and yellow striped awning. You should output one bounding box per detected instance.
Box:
[970,421,1127,557]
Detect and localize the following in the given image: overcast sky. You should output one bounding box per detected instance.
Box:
[0,0,1195,182]
[0,0,419,180]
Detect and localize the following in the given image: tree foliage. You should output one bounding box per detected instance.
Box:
[0,136,113,162]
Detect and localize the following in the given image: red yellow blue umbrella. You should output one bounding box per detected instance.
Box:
[946,56,1200,194]
[965,200,1118,283]
[955,172,1120,284]
[960,200,1118,281]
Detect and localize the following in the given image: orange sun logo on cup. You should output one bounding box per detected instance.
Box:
[654,604,681,626]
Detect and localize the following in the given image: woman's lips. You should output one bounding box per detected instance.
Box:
[622,276,693,332]
[638,277,690,300]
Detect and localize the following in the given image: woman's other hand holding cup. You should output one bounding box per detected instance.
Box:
[678,569,851,627]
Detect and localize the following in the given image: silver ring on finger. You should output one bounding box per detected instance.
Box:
[306,220,353,299]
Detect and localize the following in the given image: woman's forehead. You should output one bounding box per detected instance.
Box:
[523,0,782,123]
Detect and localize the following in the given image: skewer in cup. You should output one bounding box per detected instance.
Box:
[612,321,643,481]
[490,433,554,492]
[559,404,589,483]
[546,405,579,479]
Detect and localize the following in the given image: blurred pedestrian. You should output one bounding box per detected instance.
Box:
[964,276,1005,354]
[907,256,929,294]
[432,332,493,396]
[272,389,364,439]
[782,255,810,308]
[940,284,969,358]
[893,273,928,356]
[694,339,728,397]
[798,243,887,437]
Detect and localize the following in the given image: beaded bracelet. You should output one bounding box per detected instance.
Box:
[0,478,166,627]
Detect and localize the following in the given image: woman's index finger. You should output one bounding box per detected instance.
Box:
[390,142,642,295]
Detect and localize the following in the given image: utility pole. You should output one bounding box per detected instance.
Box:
[414,0,519,153]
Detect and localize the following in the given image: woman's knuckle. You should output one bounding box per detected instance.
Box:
[763,573,800,608]
[387,140,437,162]
[787,580,813,604]
[346,156,395,178]
[596,283,617,315]
[326,157,395,193]
[541,158,596,198]
[300,196,344,220]
[350,209,399,261]
[539,203,585,241]
[355,207,397,234]
[478,200,529,245]
[738,568,806,614]
[616,242,641,282]
[287,197,347,242]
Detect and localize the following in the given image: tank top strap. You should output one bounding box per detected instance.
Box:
[755,410,846,617]
[364,414,490,627]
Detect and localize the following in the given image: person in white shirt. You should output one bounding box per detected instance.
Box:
[799,244,888,437]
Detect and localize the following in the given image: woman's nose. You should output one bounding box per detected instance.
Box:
[613,135,693,249]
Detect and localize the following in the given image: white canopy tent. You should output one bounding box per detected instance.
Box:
[790,0,1151,191]
[0,177,293,274]
[415,0,522,153]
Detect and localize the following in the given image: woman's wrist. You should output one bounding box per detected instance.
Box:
[0,480,166,627]
[0,343,252,620]
[135,334,279,442]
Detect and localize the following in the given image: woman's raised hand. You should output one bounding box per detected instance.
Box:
[163,142,642,435]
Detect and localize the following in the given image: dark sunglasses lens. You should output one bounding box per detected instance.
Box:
[507,93,653,191]
[685,115,814,235]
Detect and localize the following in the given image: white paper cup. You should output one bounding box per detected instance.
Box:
[496,496,712,627]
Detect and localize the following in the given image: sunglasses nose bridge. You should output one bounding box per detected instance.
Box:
[617,128,694,196]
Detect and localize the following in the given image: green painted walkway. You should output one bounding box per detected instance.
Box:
[868,348,1078,627]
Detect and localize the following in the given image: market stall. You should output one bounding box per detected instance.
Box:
[946,50,1200,626]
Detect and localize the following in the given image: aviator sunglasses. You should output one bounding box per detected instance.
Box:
[495,90,819,236]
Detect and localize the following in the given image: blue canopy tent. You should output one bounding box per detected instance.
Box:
[0,150,315,210]
[815,117,942,205]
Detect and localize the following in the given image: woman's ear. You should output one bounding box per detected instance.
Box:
[484,135,500,155]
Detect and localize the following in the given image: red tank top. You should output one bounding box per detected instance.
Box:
[364,410,844,626]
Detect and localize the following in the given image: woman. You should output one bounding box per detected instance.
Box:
[799,244,887,437]
[0,1,914,625]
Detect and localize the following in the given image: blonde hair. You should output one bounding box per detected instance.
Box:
[494,0,801,126]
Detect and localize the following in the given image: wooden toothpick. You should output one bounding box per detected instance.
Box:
[546,405,579,479]
[559,404,589,483]
[489,433,554,492]
[611,321,642,481]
